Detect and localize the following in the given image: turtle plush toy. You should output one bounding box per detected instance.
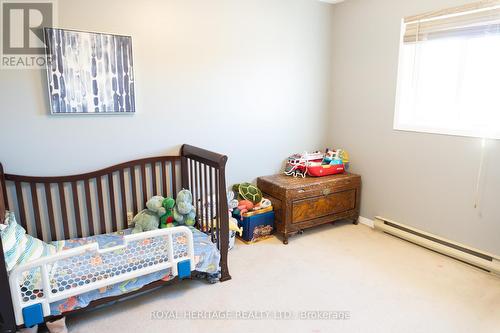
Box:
[232,183,263,204]
[159,197,176,228]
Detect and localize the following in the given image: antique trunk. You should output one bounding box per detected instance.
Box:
[257,173,361,244]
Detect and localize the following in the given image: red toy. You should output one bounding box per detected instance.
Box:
[306,163,345,177]
[284,150,347,178]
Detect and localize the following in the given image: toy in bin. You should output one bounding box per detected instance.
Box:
[231,183,274,243]
[284,148,350,178]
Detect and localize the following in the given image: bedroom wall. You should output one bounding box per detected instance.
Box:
[329,0,500,255]
[0,0,333,187]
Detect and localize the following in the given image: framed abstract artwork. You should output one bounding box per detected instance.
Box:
[44,28,135,114]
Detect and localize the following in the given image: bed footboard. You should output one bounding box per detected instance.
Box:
[8,227,194,328]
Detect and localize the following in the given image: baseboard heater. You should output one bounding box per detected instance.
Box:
[374,216,500,276]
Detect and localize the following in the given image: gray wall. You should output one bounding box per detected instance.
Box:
[0,0,333,187]
[330,0,500,254]
[2,0,498,254]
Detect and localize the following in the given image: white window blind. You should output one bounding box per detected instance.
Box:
[394,1,500,139]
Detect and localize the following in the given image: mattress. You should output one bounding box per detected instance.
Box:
[35,227,220,315]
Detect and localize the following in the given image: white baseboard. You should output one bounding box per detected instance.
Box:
[358,216,374,228]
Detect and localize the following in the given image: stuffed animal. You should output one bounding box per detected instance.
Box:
[131,196,166,233]
[227,191,243,236]
[253,198,272,211]
[159,197,176,228]
[227,191,239,211]
[235,200,254,220]
[173,189,196,226]
[232,183,263,204]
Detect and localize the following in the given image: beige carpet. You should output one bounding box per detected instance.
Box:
[63,222,500,333]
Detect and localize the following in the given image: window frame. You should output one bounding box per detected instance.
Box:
[393,17,500,140]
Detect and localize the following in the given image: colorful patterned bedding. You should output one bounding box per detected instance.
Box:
[36,227,220,315]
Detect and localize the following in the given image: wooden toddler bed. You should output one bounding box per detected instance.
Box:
[0,144,230,333]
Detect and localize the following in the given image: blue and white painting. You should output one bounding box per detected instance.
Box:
[44,28,135,114]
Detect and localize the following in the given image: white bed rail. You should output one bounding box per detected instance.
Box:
[9,226,195,326]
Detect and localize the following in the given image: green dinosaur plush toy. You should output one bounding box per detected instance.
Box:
[159,197,176,228]
[173,189,196,227]
[131,196,166,234]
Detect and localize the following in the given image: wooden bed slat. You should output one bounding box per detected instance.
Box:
[131,166,138,214]
[152,163,157,195]
[162,161,168,197]
[30,183,43,240]
[96,176,106,234]
[58,182,70,239]
[203,164,209,233]
[193,161,198,218]
[181,156,188,190]
[71,181,82,238]
[44,183,56,241]
[172,161,177,197]
[84,179,94,235]
[15,182,27,229]
[186,159,191,190]
[190,159,195,204]
[215,169,221,247]
[197,161,202,228]
[108,173,117,231]
[119,169,127,230]
[209,167,215,242]
[141,164,147,206]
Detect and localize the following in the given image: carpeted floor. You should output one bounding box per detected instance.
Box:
[64,222,500,333]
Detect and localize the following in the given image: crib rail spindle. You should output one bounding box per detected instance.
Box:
[44,183,56,241]
[58,182,70,239]
[152,163,158,195]
[119,169,127,230]
[141,164,147,206]
[71,181,82,238]
[172,160,177,197]
[84,179,94,236]
[162,161,168,197]
[29,183,43,240]
[131,166,138,215]
[14,182,27,230]
[108,173,117,232]
[96,176,106,234]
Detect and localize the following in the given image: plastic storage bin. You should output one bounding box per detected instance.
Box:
[232,211,274,242]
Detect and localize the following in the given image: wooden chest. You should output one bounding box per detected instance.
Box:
[257,173,361,244]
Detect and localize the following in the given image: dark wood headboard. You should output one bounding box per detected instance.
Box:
[1,157,181,242]
[0,145,228,246]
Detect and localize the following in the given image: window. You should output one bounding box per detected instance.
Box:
[394,2,500,139]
